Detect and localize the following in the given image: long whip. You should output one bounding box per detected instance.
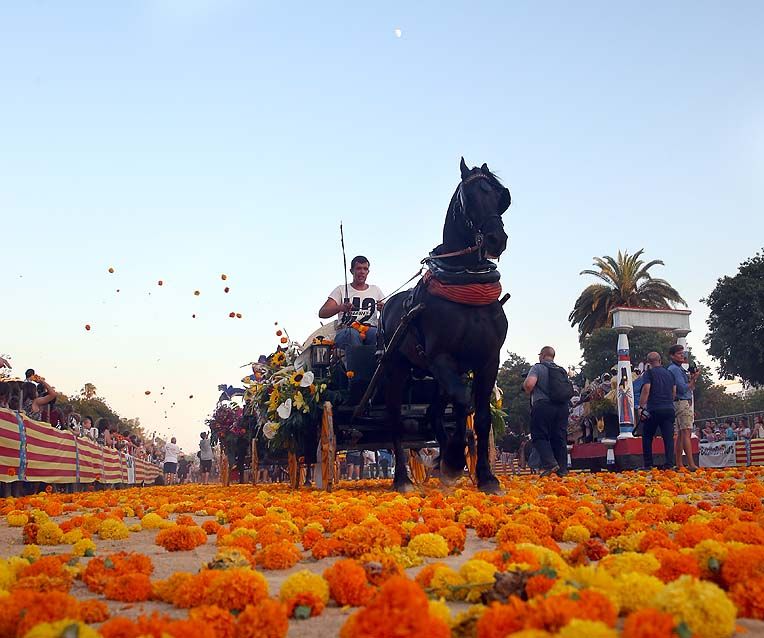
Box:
[340,222,351,326]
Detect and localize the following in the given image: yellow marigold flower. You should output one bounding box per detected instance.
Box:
[428,598,451,624]
[21,545,42,562]
[605,532,645,553]
[503,631,552,638]
[652,576,735,638]
[429,565,467,600]
[557,619,618,638]
[612,572,664,613]
[692,539,727,578]
[61,529,84,544]
[22,619,101,638]
[516,543,570,577]
[6,510,28,527]
[30,509,50,525]
[129,523,142,532]
[72,538,97,558]
[37,522,64,545]
[658,496,674,507]
[562,525,591,543]
[140,513,166,529]
[458,559,497,603]
[279,569,330,604]
[381,546,423,569]
[600,551,659,576]
[98,518,129,540]
[450,604,486,629]
[408,533,450,558]
[0,560,17,591]
[457,506,481,527]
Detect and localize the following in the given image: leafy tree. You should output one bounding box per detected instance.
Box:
[569,249,686,343]
[496,352,532,438]
[580,327,677,380]
[55,392,145,439]
[80,383,97,400]
[703,249,764,386]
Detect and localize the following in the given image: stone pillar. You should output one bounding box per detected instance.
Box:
[615,326,635,438]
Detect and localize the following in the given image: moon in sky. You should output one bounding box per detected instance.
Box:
[394,28,402,38]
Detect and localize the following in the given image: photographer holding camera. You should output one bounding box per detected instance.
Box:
[668,344,700,471]
[638,351,676,470]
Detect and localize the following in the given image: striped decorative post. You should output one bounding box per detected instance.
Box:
[615,326,635,438]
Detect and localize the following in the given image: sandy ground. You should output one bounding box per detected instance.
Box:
[1,487,763,637]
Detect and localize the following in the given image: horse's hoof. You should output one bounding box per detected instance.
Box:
[393,480,416,494]
[478,478,503,495]
[439,460,463,486]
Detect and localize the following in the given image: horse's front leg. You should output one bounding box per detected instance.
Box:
[385,358,415,493]
[474,358,502,494]
[429,354,470,485]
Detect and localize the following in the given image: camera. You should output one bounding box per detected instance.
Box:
[639,408,651,421]
[688,362,698,374]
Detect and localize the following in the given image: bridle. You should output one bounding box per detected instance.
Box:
[427,172,504,261]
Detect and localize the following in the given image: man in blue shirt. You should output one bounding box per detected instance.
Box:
[667,344,700,471]
[638,352,676,470]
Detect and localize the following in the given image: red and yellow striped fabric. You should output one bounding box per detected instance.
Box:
[135,458,161,484]
[76,437,103,483]
[23,416,78,483]
[0,408,21,482]
[751,440,764,465]
[102,448,122,484]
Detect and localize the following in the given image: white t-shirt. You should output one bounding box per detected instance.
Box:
[164,442,181,464]
[328,284,384,326]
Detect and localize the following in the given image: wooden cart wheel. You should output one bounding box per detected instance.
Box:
[465,414,477,485]
[408,450,427,486]
[251,438,258,486]
[320,401,336,491]
[220,448,230,487]
[288,451,299,490]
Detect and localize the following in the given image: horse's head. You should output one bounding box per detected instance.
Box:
[452,157,510,260]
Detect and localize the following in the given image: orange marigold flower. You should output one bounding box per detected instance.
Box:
[5,590,82,637]
[529,589,617,632]
[324,559,375,606]
[204,568,270,612]
[734,491,762,512]
[311,537,343,560]
[730,577,764,619]
[285,592,326,619]
[476,598,528,638]
[189,605,236,638]
[11,574,72,593]
[340,576,450,638]
[652,548,701,583]
[235,599,289,638]
[721,545,764,587]
[82,551,154,594]
[152,572,194,604]
[674,521,718,548]
[19,554,71,579]
[638,530,678,553]
[667,503,697,523]
[475,515,498,539]
[414,562,449,588]
[97,616,139,638]
[203,520,222,535]
[79,599,110,623]
[256,539,302,570]
[104,572,153,602]
[723,521,764,545]
[301,527,323,551]
[525,574,556,598]
[156,524,208,551]
[622,608,677,638]
[176,514,196,526]
[439,524,467,553]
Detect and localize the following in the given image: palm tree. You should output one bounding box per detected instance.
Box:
[569,249,686,342]
[80,383,97,400]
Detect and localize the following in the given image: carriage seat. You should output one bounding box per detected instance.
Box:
[425,256,500,285]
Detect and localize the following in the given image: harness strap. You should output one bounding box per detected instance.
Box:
[421,233,484,263]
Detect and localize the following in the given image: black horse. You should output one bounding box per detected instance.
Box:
[381,158,510,494]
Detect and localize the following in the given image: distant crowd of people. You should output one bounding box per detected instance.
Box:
[697,415,764,442]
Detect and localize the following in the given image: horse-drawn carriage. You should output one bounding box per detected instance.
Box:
[215,158,513,494]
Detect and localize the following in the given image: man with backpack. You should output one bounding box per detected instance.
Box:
[523,346,575,477]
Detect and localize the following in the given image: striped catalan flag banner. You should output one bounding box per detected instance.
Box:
[736,440,764,467]
[102,448,123,484]
[77,437,104,483]
[23,415,78,484]
[0,408,22,482]
[134,458,161,484]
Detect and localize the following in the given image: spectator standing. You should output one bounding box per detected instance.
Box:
[667,344,700,471]
[378,449,392,479]
[199,431,213,484]
[522,346,572,477]
[177,454,189,484]
[22,378,57,421]
[0,381,9,408]
[725,418,737,441]
[638,352,677,470]
[754,416,764,439]
[346,451,362,480]
[163,437,181,484]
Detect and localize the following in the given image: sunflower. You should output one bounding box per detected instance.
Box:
[290,370,305,386]
[271,351,287,367]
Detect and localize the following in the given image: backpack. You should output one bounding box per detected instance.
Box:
[542,361,575,405]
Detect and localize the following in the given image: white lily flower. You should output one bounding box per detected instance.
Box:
[263,422,279,440]
[276,398,292,419]
[300,371,315,387]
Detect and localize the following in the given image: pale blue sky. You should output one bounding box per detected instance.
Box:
[2,1,762,451]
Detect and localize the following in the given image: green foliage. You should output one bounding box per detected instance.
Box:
[55,384,144,439]
[496,352,531,436]
[703,249,764,386]
[569,249,687,343]
[580,327,676,380]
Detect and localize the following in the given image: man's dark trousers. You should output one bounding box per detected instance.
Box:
[642,408,676,468]
[530,400,569,471]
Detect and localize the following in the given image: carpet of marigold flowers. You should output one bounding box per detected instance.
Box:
[2,467,764,638]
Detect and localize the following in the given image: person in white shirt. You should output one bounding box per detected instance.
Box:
[163,436,181,485]
[318,255,384,351]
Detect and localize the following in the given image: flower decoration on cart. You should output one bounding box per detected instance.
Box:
[241,325,341,453]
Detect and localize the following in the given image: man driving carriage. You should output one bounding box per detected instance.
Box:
[318,255,384,351]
